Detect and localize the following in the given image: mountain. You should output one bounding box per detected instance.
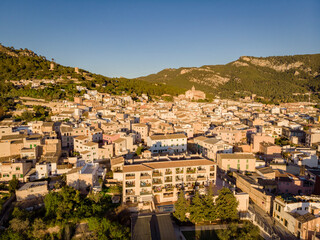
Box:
[137,54,320,102]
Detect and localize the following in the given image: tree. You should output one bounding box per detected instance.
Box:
[215,188,239,222]
[9,218,29,233]
[8,176,19,194]
[203,186,216,222]
[188,191,205,224]
[173,190,189,222]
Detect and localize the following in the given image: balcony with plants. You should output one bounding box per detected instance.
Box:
[165,169,172,175]
[164,176,172,183]
[197,166,206,173]
[186,175,196,182]
[186,168,196,174]
[153,186,162,193]
[152,178,162,185]
[140,190,152,195]
[125,174,135,180]
[175,168,184,174]
[140,173,151,179]
[165,184,174,192]
[140,181,151,188]
[125,181,135,188]
[125,189,135,195]
[175,176,183,182]
[152,171,162,177]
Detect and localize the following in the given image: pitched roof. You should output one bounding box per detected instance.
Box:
[149,134,186,141]
[218,153,255,159]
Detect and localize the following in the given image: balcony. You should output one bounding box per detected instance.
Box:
[176,168,184,174]
[165,184,174,192]
[165,170,172,175]
[164,177,172,183]
[187,168,196,174]
[153,186,162,193]
[140,174,151,179]
[140,182,151,188]
[126,174,135,180]
[197,175,206,180]
[175,176,183,182]
[210,173,215,178]
[163,193,174,198]
[153,179,163,185]
[126,190,135,195]
[186,176,196,182]
[210,166,215,172]
[197,168,206,173]
[125,182,135,188]
[140,191,152,195]
[153,172,162,177]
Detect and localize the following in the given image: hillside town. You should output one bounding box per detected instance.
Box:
[1,85,320,240]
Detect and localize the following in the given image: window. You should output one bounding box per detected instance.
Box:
[246,165,249,170]
[227,164,230,170]
[16,167,20,171]
[20,174,23,178]
[237,164,240,169]
[298,222,301,229]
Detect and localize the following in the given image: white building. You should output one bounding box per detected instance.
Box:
[147,134,187,154]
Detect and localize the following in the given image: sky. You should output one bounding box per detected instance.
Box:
[0,0,319,78]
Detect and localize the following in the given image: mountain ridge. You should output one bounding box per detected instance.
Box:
[137,53,320,102]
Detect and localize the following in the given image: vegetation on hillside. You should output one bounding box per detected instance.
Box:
[139,54,320,103]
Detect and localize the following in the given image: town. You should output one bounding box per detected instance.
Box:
[0,83,320,240]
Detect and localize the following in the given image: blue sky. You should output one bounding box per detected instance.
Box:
[0,0,319,78]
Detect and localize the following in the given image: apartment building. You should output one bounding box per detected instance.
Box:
[211,126,246,144]
[217,153,256,172]
[122,156,216,208]
[147,134,187,154]
[194,136,233,161]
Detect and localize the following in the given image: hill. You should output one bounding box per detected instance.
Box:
[0,43,184,116]
[137,54,320,103]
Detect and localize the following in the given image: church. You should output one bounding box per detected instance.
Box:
[185,86,206,100]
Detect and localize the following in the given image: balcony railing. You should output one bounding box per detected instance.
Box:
[175,177,183,182]
[153,172,162,177]
[153,186,162,193]
[140,174,151,179]
[164,177,172,183]
[187,169,196,174]
[126,183,135,188]
[140,191,152,195]
[153,179,162,184]
[176,169,184,174]
[210,173,215,178]
[126,190,135,195]
[165,170,172,175]
[186,177,196,182]
[197,168,206,173]
[197,176,206,180]
[140,182,151,187]
[163,193,174,198]
[126,175,135,180]
[210,166,215,171]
